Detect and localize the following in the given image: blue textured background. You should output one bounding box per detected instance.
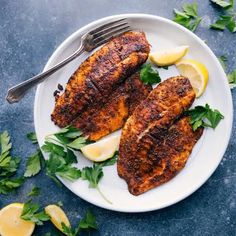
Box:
[0,0,236,235]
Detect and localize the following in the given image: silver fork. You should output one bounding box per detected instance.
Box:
[6,18,131,103]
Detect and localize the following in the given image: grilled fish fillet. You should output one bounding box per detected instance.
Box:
[72,72,152,141]
[117,76,203,195]
[51,31,150,127]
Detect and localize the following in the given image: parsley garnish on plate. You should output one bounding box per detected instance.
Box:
[186,104,224,131]
[173,2,202,32]
[62,210,97,236]
[20,200,50,225]
[140,63,161,85]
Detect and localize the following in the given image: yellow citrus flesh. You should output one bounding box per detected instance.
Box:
[81,135,120,162]
[175,59,209,97]
[0,203,35,236]
[149,45,189,66]
[45,205,70,232]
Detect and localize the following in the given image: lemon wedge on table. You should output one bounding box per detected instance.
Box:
[149,45,189,66]
[175,59,209,97]
[81,135,120,162]
[0,203,35,236]
[45,204,70,233]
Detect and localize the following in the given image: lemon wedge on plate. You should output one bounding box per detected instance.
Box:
[0,203,35,236]
[175,59,209,97]
[149,45,189,66]
[45,205,70,232]
[81,135,120,162]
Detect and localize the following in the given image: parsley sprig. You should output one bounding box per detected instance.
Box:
[20,200,50,225]
[0,131,24,194]
[173,2,202,32]
[210,0,236,32]
[186,104,224,131]
[218,55,236,88]
[140,63,161,85]
[62,210,97,236]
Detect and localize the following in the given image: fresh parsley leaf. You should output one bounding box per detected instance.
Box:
[95,151,118,167]
[0,177,24,194]
[77,210,98,232]
[46,154,81,182]
[0,157,21,177]
[81,164,103,189]
[81,165,111,204]
[21,200,50,225]
[24,150,44,177]
[27,132,38,144]
[28,186,40,196]
[62,210,97,236]
[140,64,161,85]
[57,201,63,207]
[228,69,236,88]
[210,0,233,8]
[211,15,236,32]
[186,104,224,131]
[173,2,202,32]
[46,126,88,150]
[0,131,12,155]
[218,55,228,70]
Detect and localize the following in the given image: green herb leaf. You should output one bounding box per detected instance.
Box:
[62,210,97,236]
[0,131,12,155]
[27,132,38,144]
[24,150,44,177]
[173,3,202,32]
[28,186,40,197]
[67,137,87,150]
[211,15,236,32]
[21,200,50,225]
[140,64,161,85]
[46,154,81,182]
[57,201,63,207]
[81,165,103,188]
[186,104,224,131]
[0,177,24,194]
[218,55,228,70]
[210,0,233,8]
[77,210,98,232]
[95,151,118,167]
[228,69,236,88]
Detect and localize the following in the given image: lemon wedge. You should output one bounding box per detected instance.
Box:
[0,203,35,236]
[81,135,120,162]
[175,59,209,97]
[149,45,189,66]
[45,205,70,232]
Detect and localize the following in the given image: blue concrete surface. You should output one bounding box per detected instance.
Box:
[0,0,235,235]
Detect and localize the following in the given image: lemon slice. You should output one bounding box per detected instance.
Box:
[81,135,120,162]
[149,45,189,66]
[45,205,70,232]
[0,203,35,236]
[175,59,209,97]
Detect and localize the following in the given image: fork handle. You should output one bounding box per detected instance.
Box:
[6,44,85,104]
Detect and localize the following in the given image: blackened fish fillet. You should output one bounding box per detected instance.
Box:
[72,72,152,141]
[51,31,150,127]
[117,76,203,195]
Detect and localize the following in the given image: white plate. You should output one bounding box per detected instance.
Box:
[34,14,233,212]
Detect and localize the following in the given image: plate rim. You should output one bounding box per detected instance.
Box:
[34,13,233,213]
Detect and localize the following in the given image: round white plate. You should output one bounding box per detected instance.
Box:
[34,14,233,212]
